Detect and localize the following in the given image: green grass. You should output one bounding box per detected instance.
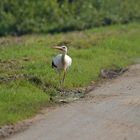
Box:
[0,23,140,126]
[0,81,49,126]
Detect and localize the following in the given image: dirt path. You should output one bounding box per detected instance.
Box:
[4,64,140,140]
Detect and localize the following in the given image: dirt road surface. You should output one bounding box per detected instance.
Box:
[5,64,140,140]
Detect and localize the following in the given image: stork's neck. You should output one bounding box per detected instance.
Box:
[61,51,67,64]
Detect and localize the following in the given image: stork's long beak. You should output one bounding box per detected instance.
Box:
[53,46,63,51]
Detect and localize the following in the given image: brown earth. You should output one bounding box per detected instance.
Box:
[3,64,140,140]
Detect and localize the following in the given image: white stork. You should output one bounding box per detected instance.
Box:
[52,45,72,86]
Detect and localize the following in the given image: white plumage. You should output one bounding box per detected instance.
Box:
[52,45,72,85]
[52,54,72,71]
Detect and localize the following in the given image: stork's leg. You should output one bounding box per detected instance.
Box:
[58,71,62,87]
[62,70,66,86]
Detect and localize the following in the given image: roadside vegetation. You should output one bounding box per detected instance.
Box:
[0,0,140,35]
[0,23,140,126]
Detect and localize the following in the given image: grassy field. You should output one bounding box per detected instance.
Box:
[0,23,140,126]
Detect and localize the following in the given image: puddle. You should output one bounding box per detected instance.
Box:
[54,90,85,103]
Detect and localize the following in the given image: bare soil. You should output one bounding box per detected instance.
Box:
[2,64,140,140]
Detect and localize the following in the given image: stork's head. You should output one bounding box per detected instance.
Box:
[53,45,68,53]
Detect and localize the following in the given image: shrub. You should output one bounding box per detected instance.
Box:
[0,0,139,35]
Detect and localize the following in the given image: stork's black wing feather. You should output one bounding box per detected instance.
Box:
[52,60,57,68]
